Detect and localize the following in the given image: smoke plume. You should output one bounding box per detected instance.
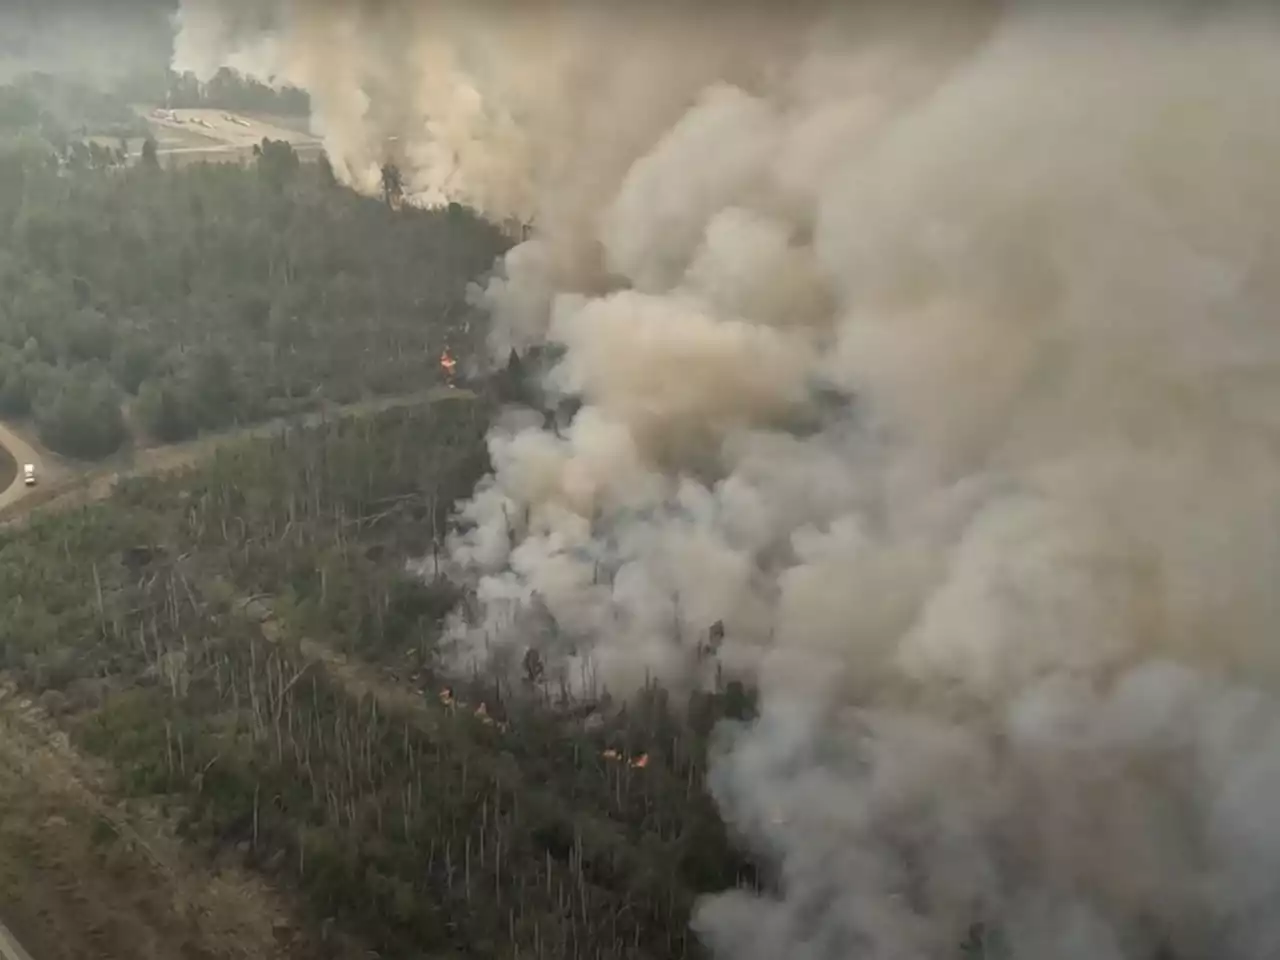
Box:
[178,1,1280,957]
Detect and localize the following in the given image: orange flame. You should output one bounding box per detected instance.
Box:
[601,749,651,769]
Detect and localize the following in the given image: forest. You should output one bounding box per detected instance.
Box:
[0,395,760,959]
[0,68,1003,960]
[0,134,506,459]
[162,66,312,115]
[0,89,767,957]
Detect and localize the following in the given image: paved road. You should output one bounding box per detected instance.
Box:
[0,422,46,513]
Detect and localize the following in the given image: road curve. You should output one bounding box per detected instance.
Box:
[0,422,45,513]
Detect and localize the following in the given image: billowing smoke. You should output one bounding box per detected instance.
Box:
[178,1,1280,957]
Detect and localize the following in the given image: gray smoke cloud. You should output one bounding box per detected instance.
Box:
[177,1,1280,957]
[1,2,173,86]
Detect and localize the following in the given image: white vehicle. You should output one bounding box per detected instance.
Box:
[22,463,35,487]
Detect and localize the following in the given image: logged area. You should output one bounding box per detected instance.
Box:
[0,398,751,959]
[0,69,746,953]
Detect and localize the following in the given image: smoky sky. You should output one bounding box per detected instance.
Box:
[0,0,174,85]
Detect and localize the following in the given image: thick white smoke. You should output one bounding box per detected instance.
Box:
[178,1,1280,957]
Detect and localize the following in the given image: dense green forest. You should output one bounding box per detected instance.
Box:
[161,67,312,115]
[0,397,758,959]
[0,137,507,458]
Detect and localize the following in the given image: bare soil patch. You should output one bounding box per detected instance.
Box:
[0,683,308,960]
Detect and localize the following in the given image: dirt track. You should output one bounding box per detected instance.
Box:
[0,386,477,958]
[0,683,299,960]
[0,386,473,529]
[0,422,59,514]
